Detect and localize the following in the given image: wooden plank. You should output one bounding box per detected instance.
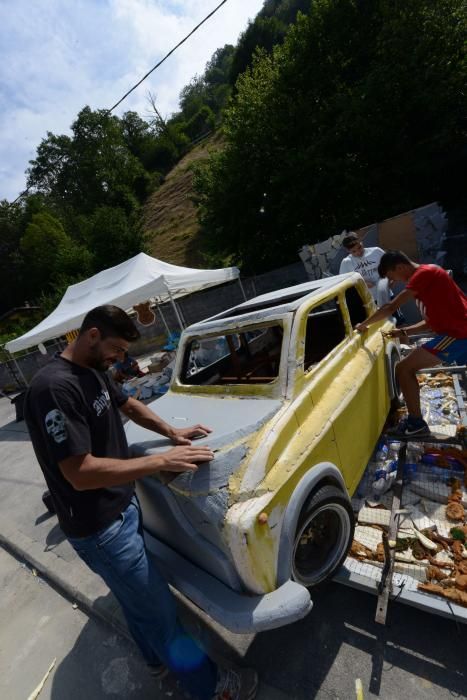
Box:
[377,212,419,260]
[452,373,467,426]
[375,443,406,625]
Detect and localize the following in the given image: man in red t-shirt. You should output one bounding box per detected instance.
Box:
[355,250,467,436]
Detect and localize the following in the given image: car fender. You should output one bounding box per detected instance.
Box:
[276,462,349,586]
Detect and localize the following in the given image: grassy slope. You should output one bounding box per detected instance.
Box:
[142,132,224,267]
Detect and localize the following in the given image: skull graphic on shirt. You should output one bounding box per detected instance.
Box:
[44,409,68,443]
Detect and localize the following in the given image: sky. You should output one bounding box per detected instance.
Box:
[0,0,264,202]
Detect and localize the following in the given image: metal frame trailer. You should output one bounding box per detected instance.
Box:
[334,364,467,626]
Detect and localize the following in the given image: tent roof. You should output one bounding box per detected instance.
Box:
[5,253,239,353]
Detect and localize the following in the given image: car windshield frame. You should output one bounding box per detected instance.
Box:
[179,322,284,387]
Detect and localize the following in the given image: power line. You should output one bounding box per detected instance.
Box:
[8,0,231,205]
[107,0,230,113]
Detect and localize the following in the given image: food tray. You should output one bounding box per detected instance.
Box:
[334,367,467,623]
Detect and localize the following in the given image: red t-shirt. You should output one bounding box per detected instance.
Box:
[406,264,467,337]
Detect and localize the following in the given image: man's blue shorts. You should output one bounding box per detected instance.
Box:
[423,335,467,365]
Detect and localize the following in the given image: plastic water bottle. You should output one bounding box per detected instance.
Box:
[375,441,389,464]
[388,441,401,461]
[372,459,398,495]
[403,445,421,482]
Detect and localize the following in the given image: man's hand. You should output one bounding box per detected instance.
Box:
[169,424,212,445]
[355,322,369,333]
[158,445,215,472]
[382,328,408,340]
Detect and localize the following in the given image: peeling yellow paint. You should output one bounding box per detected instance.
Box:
[171,274,397,593]
[229,313,393,588]
[171,381,278,399]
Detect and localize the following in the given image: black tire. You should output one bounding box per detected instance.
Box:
[292,485,354,588]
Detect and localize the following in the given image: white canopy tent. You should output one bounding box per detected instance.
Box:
[5,253,241,354]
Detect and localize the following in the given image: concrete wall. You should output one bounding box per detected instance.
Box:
[246,261,308,296]
[299,202,447,281]
[0,339,64,393]
[298,202,448,324]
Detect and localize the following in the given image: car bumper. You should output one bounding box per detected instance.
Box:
[144,530,313,634]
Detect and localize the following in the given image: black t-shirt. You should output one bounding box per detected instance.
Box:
[24,355,134,537]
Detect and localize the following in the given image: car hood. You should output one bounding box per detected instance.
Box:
[125,392,283,458]
[126,393,283,553]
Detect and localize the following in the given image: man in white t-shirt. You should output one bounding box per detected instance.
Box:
[339,232,389,304]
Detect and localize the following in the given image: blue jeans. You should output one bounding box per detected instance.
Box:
[68,495,217,700]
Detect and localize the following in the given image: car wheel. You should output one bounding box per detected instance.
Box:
[292,485,354,588]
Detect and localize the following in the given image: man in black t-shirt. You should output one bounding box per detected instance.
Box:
[24,305,258,700]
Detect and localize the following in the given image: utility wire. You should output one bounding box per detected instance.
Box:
[107,0,230,113]
[8,0,230,204]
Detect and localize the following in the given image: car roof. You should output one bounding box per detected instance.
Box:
[185,272,359,334]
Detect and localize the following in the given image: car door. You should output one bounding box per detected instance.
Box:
[293,282,388,494]
[292,291,348,478]
[331,283,390,493]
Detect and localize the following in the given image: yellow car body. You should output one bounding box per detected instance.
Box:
[127,273,399,631]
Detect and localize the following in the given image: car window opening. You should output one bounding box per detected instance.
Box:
[182,325,283,385]
[304,297,346,370]
[345,286,368,326]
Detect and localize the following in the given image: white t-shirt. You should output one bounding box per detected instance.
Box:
[339,247,385,300]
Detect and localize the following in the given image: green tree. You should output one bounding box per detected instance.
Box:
[229,0,311,85]
[20,212,92,300]
[120,111,153,160]
[184,106,216,141]
[179,78,206,121]
[0,201,25,314]
[195,0,467,273]
[143,135,180,173]
[27,107,151,215]
[229,16,286,86]
[83,206,146,272]
[179,45,236,120]
[0,195,70,313]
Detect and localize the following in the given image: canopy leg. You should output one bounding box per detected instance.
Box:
[158,304,172,336]
[163,282,185,331]
[238,278,247,301]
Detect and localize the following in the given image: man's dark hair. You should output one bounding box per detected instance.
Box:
[378,250,412,277]
[79,305,140,341]
[342,232,360,249]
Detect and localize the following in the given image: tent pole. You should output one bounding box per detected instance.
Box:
[158,304,172,336]
[163,282,185,331]
[177,301,188,327]
[15,358,29,388]
[9,351,29,389]
[238,278,247,301]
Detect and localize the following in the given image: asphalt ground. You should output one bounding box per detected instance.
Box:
[0,546,165,700]
[0,395,466,699]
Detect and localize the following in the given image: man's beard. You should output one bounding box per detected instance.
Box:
[88,345,109,372]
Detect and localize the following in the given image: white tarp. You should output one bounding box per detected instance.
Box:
[5,253,239,353]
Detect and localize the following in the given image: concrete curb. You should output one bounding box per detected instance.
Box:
[0,508,244,648]
[0,515,130,640]
[0,513,248,647]
[0,524,287,698]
